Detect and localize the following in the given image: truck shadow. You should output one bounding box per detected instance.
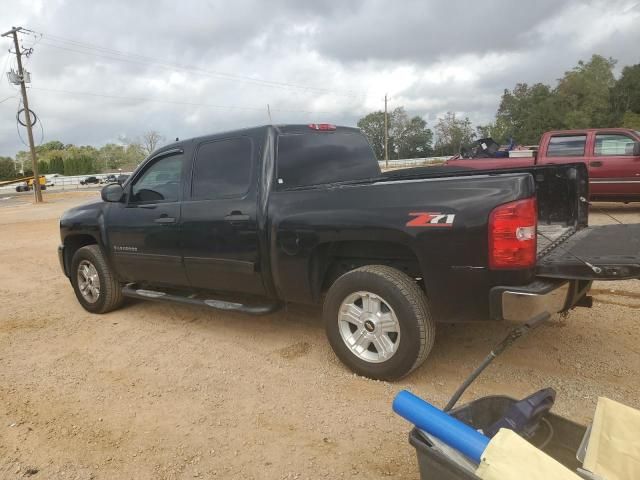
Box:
[123,297,570,385]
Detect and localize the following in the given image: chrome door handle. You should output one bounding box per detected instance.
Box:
[224,212,250,221]
[154,217,176,224]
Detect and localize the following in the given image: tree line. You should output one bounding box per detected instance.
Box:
[358,54,640,158]
[0,131,165,180]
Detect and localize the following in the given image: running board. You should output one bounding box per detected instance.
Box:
[121,286,281,315]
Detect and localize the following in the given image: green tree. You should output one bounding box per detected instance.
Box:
[476,117,511,145]
[37,160,49,174]
[433,112,475,155]
[62,145,98,175]
[494,83,565,145]
[556,54,616,128]
[611,63,640,124]
[116,136,146,170]
[0,157,16,180]
[621,112,640,131]
[49,156,65,174]
[63,157,76,176]
[36,140,65,153]
[389,108,433,158]
[64,154,95,176]
[357,107,433,159]
[98,143,127,172]
[357,111,386,159]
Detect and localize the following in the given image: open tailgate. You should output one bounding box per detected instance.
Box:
[537,224,640,280]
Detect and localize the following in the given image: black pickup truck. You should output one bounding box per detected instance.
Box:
[59,124,640,380]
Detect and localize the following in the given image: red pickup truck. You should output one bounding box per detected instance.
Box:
[445,128,640,202]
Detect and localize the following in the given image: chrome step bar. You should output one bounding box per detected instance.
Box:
[121,285,281,315]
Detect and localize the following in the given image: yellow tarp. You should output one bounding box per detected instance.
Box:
[584,397,640,480]
[476,428,581,480]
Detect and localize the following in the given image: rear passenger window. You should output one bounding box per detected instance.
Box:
[595,134,636,156]
[277,132,379,188]
[547,135,587,157]
[191,137,253,200]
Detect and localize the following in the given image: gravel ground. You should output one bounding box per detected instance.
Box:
[0,191,638,479]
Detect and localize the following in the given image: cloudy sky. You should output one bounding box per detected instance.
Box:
[1,0,639,157]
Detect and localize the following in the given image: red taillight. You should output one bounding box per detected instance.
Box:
[488,197,537,269]
[308,123,336,131]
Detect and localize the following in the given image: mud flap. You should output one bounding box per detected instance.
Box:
[537,224,640,280]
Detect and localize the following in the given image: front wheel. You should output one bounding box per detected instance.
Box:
[323,265,435,381]
[71,245,124,313]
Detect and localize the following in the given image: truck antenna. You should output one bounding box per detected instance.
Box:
[267,104,273,125]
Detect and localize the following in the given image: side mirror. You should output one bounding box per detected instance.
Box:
[634,142,640,156]
[101,183,125,202]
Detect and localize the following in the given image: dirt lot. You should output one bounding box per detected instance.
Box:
[1,191,639,479]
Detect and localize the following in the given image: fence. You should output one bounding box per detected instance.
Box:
[378,157,451,171]
[0,172,133,193]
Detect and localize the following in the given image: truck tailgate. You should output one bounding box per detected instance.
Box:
[537,224,640,280]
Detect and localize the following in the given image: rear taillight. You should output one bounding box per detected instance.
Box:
[308,123,336,131]
[488,197,537,269]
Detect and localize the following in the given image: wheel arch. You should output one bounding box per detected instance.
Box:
[308,240,424,303]
[63,233,99,277]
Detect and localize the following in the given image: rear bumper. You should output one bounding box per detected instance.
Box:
[489,278,592,321]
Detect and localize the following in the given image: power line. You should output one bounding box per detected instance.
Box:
[0,94,18,104]
[37,40,363,99]
[28,86,336,114]
[29,28,373,99]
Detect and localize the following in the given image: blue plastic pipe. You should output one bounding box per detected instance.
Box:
[392,390,489,462]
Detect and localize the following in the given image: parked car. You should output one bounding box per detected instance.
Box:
[103,174,118,184]
[58,124,640,380]
[80,176,100,186]
[445,128,640,202]
[44,173,60,186]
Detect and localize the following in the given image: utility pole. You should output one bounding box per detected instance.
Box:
[384,94,389,168]
[2,26,42,202]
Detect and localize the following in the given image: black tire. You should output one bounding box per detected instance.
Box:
[71,244,124,314]
[323,265,435,381]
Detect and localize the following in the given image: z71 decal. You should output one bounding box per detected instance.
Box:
[406,212,455,227]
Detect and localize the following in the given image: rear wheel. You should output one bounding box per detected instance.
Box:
[323,265,435,381]
[71,245,124,313]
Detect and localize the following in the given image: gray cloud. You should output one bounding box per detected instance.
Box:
[1,0,639,156]
[311,0,562,63]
